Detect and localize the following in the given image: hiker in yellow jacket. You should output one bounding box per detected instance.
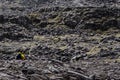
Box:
[16,51,25,60]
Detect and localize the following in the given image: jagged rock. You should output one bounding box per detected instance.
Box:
[98,49,117,57]
[80,8,119,30]
[100,36,115,43]
[0,15,4,23]
[27,74,46,80]
[0,73,12,80]
[64,19,77,29]
[0,0,120,80]
[39,21,48,28]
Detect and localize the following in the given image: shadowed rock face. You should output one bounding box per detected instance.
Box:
[1,0,119,8]
[0,0,120,41]
[74,0,118,6]
[0,0,120,40]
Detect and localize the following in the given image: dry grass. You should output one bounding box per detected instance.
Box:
[115,33,120,38]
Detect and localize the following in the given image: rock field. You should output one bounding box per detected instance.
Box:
[0,0,120,80]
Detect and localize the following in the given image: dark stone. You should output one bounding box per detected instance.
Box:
[0,15,4,23]
[64,20,77,29]
[22,69,35,75]
[63,7,72,11]
[84,23,102,30]
[39,21,48,28]
[48,13,58,19]
[9,16,32,28]
[115,38,120,42]
[98,49,117,57]
[100,36,115,43]
[103,19,118,28]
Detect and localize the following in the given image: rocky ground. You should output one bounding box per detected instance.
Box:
[0,0,120,80]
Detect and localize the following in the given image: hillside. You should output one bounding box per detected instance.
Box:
[0,0,120,80]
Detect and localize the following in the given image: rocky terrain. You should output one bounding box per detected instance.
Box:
[0,0,120,80]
